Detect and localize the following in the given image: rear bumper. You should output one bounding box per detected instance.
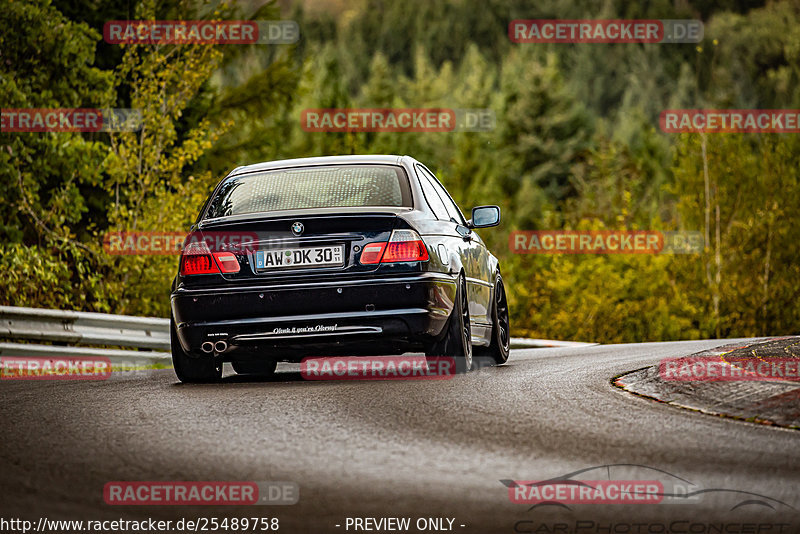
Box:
[170,273,457,359]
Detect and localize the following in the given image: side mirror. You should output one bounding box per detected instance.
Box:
[468,205,501,229]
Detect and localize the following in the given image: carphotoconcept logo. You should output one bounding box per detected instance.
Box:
[301,108,495,132]
[509,231,703,254]
[103,20,299,44]
[1,109,142,132]
[301,356,456,381]
[103,481,298,505]
[509,20,703,43]
[660,109,800,133]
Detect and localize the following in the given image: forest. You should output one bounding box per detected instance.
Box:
[2,0,799,342]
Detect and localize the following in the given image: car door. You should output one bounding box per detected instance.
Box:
[416,165,492,327]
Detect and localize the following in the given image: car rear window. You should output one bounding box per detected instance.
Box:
[204,165,412,219]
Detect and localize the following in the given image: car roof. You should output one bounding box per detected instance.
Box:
[229,155,412,176]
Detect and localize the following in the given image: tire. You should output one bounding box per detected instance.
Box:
[475,273,510,365]
[231,360,277,377]
[426,273,472,374]
[171,319,222,383]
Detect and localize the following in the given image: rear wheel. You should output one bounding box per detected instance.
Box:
[426,274,472,374]
[231,360,277,377]
[475,274,510,365]
[171,319,222,383]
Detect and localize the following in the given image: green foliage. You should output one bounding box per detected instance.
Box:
[0,242,111,311]
[0,0,113,243]
[497,49,594,226]
[672,133,800,337]
[2,0,246,317]
[512,251,702,343]
[701,2,800,108]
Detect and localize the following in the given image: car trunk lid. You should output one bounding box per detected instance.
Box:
[188,209,408,283]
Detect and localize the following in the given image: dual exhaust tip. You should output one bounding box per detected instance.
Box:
[201,340,228,354]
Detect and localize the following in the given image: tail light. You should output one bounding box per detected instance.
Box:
[181,241,218,275]
[180,240,240,275]
[360,229,429,265]
[359,242,387,265]
[214,252,240,273]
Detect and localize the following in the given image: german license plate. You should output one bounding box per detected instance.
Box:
[256,245,344,270]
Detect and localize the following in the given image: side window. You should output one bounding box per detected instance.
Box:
[419,166,466,225]
[416,166,448,220]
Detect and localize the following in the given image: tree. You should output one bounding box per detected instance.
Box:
[0,0,113,245]
[0,0,114,310]
[672,133,800,337]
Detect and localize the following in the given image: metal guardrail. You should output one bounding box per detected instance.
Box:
[0,342,170,363]
[0,305,169,349]
[0,306,170,362]
[0,306,596,362]
[509,337,598,349]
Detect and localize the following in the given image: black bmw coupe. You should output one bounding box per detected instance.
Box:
[170,155,509,382]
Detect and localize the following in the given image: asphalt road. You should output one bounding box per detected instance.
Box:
[2,339,799,534]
